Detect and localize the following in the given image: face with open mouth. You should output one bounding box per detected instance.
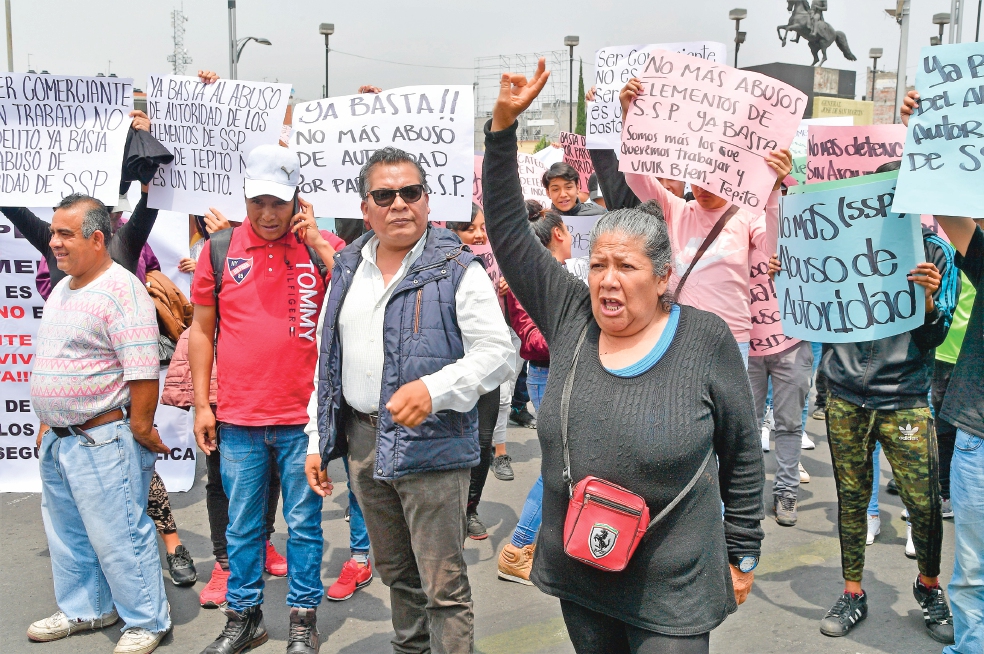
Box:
[589,232,670,337]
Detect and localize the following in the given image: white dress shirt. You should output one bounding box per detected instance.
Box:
[305,232,514,455]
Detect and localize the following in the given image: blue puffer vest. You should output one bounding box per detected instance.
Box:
[316,226,480,480]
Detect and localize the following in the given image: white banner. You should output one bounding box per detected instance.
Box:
[0,73,133,206]
[147,75,291,219]
[0,213,196,492]
[517,153,549,204]
[587,41,727,150]
[291,85,474,220]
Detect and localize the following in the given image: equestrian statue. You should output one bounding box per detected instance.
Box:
[777,0,857,67]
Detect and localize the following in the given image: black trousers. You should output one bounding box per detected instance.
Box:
[561,600,710,654]
[511,361,530,410]
[814,344,830,409]
[467,387,500,515]
[932,359,958,500]
[206,444,281,567]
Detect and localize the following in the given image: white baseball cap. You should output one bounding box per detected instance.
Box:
[244,144,299,202]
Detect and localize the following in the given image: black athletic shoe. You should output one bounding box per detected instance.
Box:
[467,513,488,540]
[509,407,537,429]
[202,606,268,654]
[286,607,319,654]
[491,454,515,481]
[166,545,198,587]
[886,478,899,495]
[913,580,955,644]
[820,591,868,637]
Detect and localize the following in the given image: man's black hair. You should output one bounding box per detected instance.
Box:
[357,147,428,198]
[56,193,112,244]
[541,162,580,189]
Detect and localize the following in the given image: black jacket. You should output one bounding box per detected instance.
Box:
[822,228,960,410]
[556,199,606,216]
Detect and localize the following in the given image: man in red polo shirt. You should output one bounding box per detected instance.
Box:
[188,144,342,654]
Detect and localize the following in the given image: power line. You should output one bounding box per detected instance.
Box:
[328,48,472,70]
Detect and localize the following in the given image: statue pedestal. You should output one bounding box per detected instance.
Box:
[742,62,860,121]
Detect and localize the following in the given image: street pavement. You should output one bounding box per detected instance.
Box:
[0,408,955,654]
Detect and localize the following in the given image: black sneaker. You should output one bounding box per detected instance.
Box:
[773,494,798,527]
[913,580,955,644]
[166,545,198,587]
[491,454,515,481]
[286,607,319,654]
[811,406,825,421]
[820,591,868,637]
[886,478,899,495]
[467,513,488,540]
[202,605,268,654]
[509,407,537,429]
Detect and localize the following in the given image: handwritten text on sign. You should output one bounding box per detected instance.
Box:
[516,152,549,205]
[776,175,925,342]
[560,132,594,190]
[587,41,727,150]
[146,76,291,217]
[0,74,133,206]
[618,50,806,212]
[473,154,483,208]
[806,124,906,183]
[892,42,984,217]
[748,249,799,355]
[292,85,473,220]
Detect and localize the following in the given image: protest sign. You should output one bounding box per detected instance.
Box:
[776,173,925,343]
[790,116,852,158]
[146,75,291,218]
[291,85,474,220]
[587,41,727,150]
[468,243,505,311]
[565,256,589,284]
[791,156,807,184]
[618,50,806,213]
[534,144,564,167]
[517,152,549,204]
[564,213,602,258]
[806,124,906,183]
[0,73,133,206]
[473,154,483,208]
[560,132,595,190]
[0,212,197,492]
[891,42,984,217]
[748,249,799,355]
[812,97,873,125]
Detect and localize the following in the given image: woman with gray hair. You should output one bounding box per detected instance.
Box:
[482,60,766,654]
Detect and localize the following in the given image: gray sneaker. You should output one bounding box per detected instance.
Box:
[774,494,798,527]
[467,513,488,540]
[491,454,515,481]
[941,498,954,519]
[27,609,119,642]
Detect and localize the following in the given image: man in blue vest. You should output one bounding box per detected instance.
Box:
[304,147,514,654]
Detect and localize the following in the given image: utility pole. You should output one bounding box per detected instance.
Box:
[228,0,237,80]
[949,0,964,43]
[893,0,910,124]
[4,0,11,73]
[167,6,192,75]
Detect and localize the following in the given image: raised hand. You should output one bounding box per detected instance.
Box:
[585,85,597,102]
[358,85,382,94]
[767,149,794,190]
[491,57,551,132]
[901,89,919,127]
[619,78,643,122]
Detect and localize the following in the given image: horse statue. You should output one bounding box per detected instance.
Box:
[777,0,857,67]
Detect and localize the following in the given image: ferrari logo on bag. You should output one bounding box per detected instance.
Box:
[589,524,619,559]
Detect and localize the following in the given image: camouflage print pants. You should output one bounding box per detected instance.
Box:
[826,396,943,582]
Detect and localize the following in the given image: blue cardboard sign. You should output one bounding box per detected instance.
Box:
[892,42,984,218]
[777,173,926,342]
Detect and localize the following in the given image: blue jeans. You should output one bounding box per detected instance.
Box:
[512,364,549,548]
[737,341,749,369]
[342,457,370,555]
[944,429,984,654]
[40,421,170,632]
[868,442,882,516]
[801,342,824,427]
[219,424,324,611]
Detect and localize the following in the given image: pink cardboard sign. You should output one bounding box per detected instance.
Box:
[618,49,806,213]
[560,131,595,191]
[748,249,799,356]
[467,243,505,312]
[473,154,484,208]
[806,124,906,183]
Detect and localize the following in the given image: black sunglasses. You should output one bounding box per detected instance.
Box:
[367,184,426,207]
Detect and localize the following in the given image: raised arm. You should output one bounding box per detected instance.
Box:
[112,193,158,274]
[484,58,589,343]
[1,207,53,259]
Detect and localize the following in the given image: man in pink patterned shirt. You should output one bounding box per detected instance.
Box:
[28,194,173,654]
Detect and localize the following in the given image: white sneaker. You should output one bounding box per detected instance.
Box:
[801,431,815,449]
[799,462,811,483]
[905,522,917,559]
[866,515,881,545]
[114,627,169,654]
[27,609,119,642]
[761,425,771,452]
[763,407,775,430]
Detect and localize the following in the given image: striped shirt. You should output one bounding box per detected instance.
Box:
[31,263,160,427]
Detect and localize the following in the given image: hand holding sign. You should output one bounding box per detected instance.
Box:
[491,57,551,132]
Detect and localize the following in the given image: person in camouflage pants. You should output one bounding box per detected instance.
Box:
[826,398,942,583]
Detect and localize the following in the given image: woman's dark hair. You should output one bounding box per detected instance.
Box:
[873,160,901,174]
[448,202,483,232]
[526,199,566,248]
[541,162,580,189]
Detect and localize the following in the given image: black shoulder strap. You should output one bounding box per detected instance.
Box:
[672,204,740,304]
[209,228,234,304]
[304,244,329,280]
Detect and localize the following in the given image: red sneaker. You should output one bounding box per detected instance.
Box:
[326,559,373,601]
[199,562,229,608]
[264,540,288,577]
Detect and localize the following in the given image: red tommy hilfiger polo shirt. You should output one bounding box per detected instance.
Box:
[191,221,343,426]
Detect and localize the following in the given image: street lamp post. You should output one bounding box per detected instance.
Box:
[730,9,748,68]
[564,35,579,133]
[227,0,271,80]
[868,48,882,101]
[320,23,334,98]
[887,0,911,124]
[933,13,951,46]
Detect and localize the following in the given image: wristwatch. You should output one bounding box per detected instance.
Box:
[730,555,758,573]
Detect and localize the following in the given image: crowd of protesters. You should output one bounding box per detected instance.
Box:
[10,54,984,654]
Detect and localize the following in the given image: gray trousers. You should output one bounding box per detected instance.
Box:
[346,411,474,654]
[748,340,814,497]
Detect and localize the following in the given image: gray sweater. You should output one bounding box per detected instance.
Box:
[483,119,765,636]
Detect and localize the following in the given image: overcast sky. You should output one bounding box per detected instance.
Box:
[8,0,973,102]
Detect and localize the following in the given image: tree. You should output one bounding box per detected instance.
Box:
[576,58,586,136]
[532,135,550,153]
